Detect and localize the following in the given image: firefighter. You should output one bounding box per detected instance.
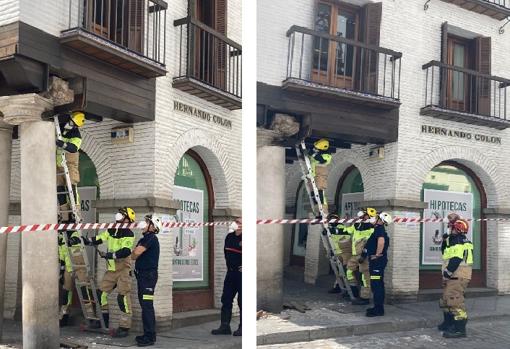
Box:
[56,111,85,222]
[58,220,94,326]
[83,207,135,337]
[212,218,242,336]
[308,139,332,216]
[439,219,473,338]
[346,208,376,305]
[328,213,353,295]
[132,214,162,347]
[362,212,392,317]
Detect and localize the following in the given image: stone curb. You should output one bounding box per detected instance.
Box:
[256,313,510,346]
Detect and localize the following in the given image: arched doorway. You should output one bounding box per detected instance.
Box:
[419,162,486,288]
[335,166,364,218]
[78,150,99,222]
[172,150,215,312]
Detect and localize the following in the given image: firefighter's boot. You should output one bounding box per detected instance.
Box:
[443,319,467,338]
[438,312,453,331]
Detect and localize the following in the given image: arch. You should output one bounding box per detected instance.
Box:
[326,148,373,202]
[79,127,114,198]
[402,146,507,208]
[164,128,234,210]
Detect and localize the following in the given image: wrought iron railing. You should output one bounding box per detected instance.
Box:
[65,0,167,64]
[174,16,242,99]
[285,25,402,101]
[484,0,507,8]
[422,60,510,120]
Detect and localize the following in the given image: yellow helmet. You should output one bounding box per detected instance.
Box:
[119,207,136,223]
[314,138,329,151]
[71,111,86,127]
[366,207,377,218]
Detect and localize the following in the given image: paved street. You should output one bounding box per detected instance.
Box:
[259,318,510,349]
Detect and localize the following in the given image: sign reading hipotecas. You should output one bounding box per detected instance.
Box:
[341,192,364,219]
[169,186,204,281]
[422,189,473,265]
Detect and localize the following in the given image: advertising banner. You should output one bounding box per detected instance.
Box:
[167,186,204,281]
[422,189,473,265]
[340,192,364,218]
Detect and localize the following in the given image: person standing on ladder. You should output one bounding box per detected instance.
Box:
[328,213,353,296]
[58,218,95,327]
[82,207,136,338]
[308,139,332,216]
[347,208,376,305]
[56,111,85,222]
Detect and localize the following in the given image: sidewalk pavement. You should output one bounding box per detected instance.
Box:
[0,319,241,349]
[257,274,510,346]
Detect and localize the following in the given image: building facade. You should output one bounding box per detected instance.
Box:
[0,0,242,333]
[257,0,510,311]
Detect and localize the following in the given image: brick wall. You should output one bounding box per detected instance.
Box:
[5,0,242,321]
[265,0,510,294]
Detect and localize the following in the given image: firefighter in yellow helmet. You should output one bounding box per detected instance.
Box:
[327,213,354,296]
[56,111,86,222]
[346,208,376,305]
[438,218,473,338]
[308,139,332,216]
[82,207,135,337]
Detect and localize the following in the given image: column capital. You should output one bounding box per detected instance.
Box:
[0,93,53,125]
[40,76,75,107]
[257,114,300,148]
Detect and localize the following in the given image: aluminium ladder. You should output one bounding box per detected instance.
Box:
[295,140,354,300]
[55,115,107,332]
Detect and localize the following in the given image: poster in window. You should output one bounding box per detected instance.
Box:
[165,186,204,281]
[340,192,364,219]
[422,189,473,265]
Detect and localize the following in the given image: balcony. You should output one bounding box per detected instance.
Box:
[421,60,510,129]
[60,0,167,78]
[173,17,242,110]
[439,0,510,20]
[284,25,402,110]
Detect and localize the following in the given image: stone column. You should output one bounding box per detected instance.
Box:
[0,120,12,340]
[0,94,58,349]
[256,116,299,312]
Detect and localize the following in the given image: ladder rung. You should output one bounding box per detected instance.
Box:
[72,264,87,268]
[57,172,67,176]
[57,191,69,195]
[59,209,75,213]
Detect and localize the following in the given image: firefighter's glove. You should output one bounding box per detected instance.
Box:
[442,269,453,280]
[56,139,65,149]
[442,233,449,240]
[81,236,92,245]
[97,250,107,259]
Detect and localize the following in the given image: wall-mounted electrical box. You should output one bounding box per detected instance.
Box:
[111,126,134,144]
[369,146,384,160]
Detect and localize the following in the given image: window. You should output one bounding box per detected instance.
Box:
[85,0,144,53]
[311,1,382,93]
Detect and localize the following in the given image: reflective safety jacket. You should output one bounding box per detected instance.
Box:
[309,151,332,177]
[56,122,82,167]
[442,234,473,278]
[351,223,374,256]
[91,228,134,271]
[329,224,353,255]
[58,230,81,273]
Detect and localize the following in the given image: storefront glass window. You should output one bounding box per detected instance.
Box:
[420,164,482,271]
[174,153,210,289]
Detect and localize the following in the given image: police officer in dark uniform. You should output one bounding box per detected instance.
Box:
[131,214,162,347]
[361,212,391,317]
[212,218,242,336]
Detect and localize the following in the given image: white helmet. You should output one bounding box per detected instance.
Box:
[378,212,392,225]
[229,221,239,233]
[146,214,163,233]
[356,210,365,218]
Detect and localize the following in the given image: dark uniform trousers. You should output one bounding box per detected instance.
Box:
[369,257,387,310]
[221,269,242,326]
[136,269,158,336]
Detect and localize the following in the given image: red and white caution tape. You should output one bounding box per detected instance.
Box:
[0,221,232,235]
[2,216,510,234]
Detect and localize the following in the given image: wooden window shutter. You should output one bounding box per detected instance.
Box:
[440,22,448,107]
[215,0,227,89]
[128,0,145,53]
[362,2,382,93]
[475,36,491,116]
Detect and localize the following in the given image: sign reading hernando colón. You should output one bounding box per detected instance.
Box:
[174,101,233,129]
[421,125,502,145]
